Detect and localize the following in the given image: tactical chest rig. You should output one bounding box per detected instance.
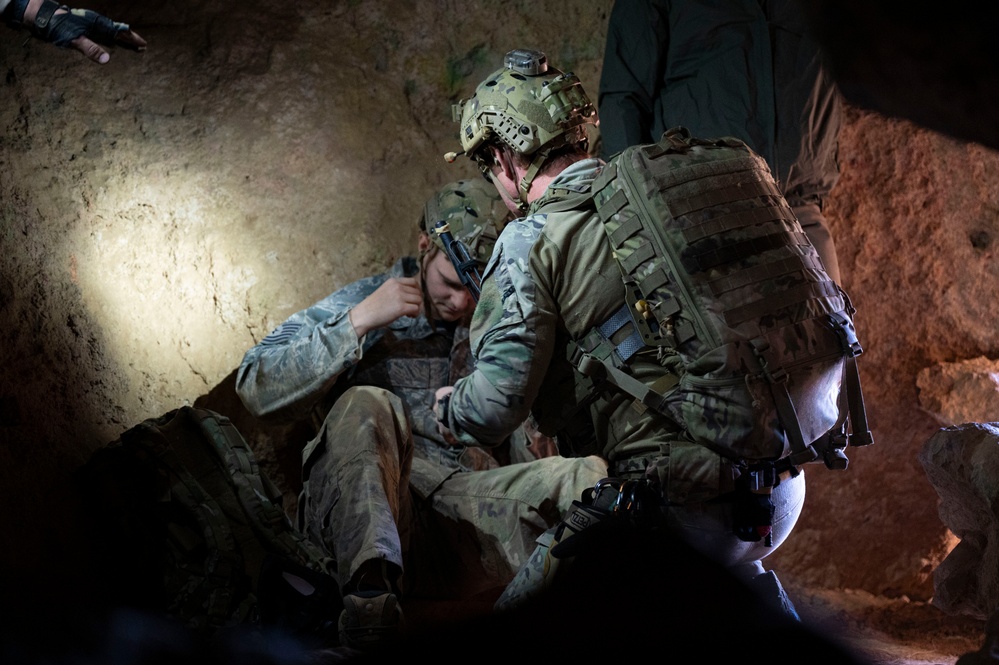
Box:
[556,128,872,493]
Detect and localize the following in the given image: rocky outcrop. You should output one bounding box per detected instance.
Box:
[918,357,999,427]
[920,423,999,619]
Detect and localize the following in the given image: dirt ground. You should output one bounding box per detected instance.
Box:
[792,587,983,665]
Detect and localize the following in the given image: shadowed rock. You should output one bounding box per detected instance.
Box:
[920,422,999,619]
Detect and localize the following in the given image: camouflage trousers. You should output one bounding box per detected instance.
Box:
[297,385,608,600]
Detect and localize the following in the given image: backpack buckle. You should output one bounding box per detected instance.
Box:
[751,339,787,383]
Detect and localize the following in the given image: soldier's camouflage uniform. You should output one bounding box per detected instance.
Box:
[439,159,806,604]
[236,256,606,597]
[237,256,494,470]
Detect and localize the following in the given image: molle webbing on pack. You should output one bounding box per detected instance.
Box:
[575,127,871,481]
[79,406,339,640]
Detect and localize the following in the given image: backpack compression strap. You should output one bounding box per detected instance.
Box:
[191,408,335,576]
[123,413,248,628]
[750,308,873,475]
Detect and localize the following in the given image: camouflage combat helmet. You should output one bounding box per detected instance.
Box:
[420,178,512,267]
[445,48,597,211]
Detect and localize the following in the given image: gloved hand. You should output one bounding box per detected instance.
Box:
[6,0,146,64]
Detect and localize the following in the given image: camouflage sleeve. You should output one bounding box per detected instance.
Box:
[443,217,557,447]
[235,269,395,421]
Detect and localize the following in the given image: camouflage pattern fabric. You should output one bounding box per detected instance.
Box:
[496,469,805,612]
[445,134,863,499]
[440,157,812,611]
[587,129,855,467]
[442,160,605,448]
[236,256,499,472]
[298,385,608,597]
[443,158,691,471]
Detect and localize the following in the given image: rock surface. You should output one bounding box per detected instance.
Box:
[917,358,999,427]
[919,423,999,620]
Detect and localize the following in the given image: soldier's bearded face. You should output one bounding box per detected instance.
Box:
[423,250,476,322]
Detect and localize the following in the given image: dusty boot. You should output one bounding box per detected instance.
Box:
[494,499,611,612]
[749,570,800,621]
[338,590,404,649]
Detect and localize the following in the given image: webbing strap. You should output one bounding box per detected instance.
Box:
[650,151,759,191]
[724,279,842,326]
[597,188,630,223]
[682,203,796,243]
[639,268,672,299]
[750,341,820,468]
[573,352,765,469]
[618,240,657,274]
[668,177,783,218]
[609,213,643,247]
[684,230,812,273]
[598,304,630,337]
[828,312,873,446]
[586,303,646,364]
[576,353,674,417]
[616,329,645,364]
[591,161,618,196]
[709,252,825,297]
[844,356,873,446]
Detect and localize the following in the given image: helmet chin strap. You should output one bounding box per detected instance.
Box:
[417,246,437,325]
[515,148,552,214]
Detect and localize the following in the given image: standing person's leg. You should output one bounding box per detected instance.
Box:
[795,201,841,284]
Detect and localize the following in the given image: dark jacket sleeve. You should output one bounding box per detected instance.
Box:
[597,0,669,160]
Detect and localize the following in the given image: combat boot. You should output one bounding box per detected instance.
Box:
[494,499,612,611]
[338,590,404,649]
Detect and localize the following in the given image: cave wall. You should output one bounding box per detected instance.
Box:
[2,0,997,605]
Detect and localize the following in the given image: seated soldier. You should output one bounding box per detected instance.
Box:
[237,178,521,473]
[236,179,603,648]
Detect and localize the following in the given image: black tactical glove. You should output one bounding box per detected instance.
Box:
[28,0,134,48]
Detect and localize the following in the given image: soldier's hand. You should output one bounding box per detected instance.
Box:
[69,18,146,65]
[348,277,423,338]
[18,0,147,65]
[522,419,559,459]
[434,386,458,445]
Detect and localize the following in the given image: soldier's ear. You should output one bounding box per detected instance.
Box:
[491,145,516,182]
[417,231,432,253]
